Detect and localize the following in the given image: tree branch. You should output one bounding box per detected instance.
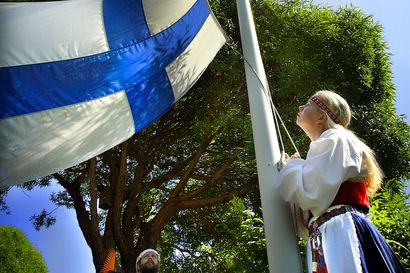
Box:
[170,133,211,198]
[88,157,101,251]
[145,156,192,191]
[181,151,238,199]
[178,181,255,209]
[122,136,147,247]
[54,172,105,268]
[110,142,129,263]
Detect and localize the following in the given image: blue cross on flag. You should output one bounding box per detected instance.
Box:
[0,0,226,187]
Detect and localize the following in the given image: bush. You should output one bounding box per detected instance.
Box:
[0,226,48,273]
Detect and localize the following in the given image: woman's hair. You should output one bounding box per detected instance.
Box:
[314,90,383,195]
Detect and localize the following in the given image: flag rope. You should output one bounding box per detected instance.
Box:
[225,37,300,156]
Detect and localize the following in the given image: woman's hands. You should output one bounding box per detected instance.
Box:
[284,152,300,162]
[278,152,301,171]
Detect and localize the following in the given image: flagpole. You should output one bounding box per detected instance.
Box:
[236,1,302,272]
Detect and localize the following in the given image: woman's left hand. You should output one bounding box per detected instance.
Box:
[287,152,300,161]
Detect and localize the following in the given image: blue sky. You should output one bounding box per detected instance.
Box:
[0,1,409,272]
[0,182,95,272]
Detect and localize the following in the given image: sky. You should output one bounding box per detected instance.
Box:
[0,182,95,272]
[0,1,409,273]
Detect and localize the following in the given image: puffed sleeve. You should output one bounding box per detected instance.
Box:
[276,129,363,215]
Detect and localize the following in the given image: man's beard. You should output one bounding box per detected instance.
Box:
[140,263,159,273]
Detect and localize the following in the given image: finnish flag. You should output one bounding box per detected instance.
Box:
[0,0,226,187]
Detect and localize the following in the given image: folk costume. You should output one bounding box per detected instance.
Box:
[277,127,405,273]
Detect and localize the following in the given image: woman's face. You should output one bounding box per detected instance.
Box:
[296,98,324,133]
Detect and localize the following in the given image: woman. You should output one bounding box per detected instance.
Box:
[276,90,405,273]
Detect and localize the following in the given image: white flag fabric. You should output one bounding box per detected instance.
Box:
[0,0,226,187]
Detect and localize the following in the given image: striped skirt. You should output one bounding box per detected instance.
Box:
[307,205,406,273]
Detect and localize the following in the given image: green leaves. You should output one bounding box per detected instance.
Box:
[370,190,410,268]
[0,226,48,273]
[29,209,57,231]
[160,198,268,272]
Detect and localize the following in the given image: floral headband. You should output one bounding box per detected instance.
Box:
[310,96,342,125]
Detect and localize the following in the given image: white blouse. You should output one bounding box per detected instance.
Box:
[276,127,368,216]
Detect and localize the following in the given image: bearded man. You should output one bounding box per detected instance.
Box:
[136,249,160,273]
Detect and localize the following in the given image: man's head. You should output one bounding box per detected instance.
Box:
[136,249,160,273]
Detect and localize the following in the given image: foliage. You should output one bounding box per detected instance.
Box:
[30,209,57,231]
[160,198,268,272]
[0,226,48,273]
[370,190,410,270]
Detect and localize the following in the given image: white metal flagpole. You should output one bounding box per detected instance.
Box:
[236,0,302,272]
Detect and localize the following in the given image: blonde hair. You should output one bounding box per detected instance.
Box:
[314,90,383,195]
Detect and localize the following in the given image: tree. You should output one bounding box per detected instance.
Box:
[160,198,268,272]
[0,226,48,273]
[26,72,255,273]
[1,0,409,272]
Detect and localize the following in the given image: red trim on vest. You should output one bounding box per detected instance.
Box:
[331,179,369,207]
